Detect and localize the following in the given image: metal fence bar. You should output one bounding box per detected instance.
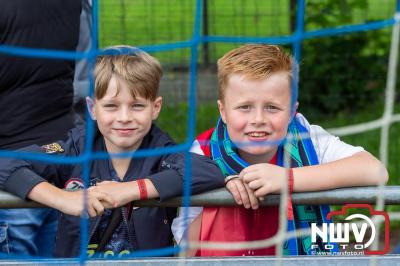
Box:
[1,255,400,266]
[1,186,400,209]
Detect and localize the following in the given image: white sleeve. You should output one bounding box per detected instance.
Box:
[171,140,204,244]
[171,206,203,244]
[296,113,364,164]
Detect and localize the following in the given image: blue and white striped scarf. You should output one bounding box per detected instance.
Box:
[210,116,335,255]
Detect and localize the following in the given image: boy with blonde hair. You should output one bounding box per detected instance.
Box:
[0,46,225,257]
[172,44,388,256]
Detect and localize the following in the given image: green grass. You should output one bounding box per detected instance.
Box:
[98,0,290,64]
[98,0,396,64]
[156,102,219,143]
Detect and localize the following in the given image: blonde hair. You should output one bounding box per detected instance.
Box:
[95,46,162,101]
[217,44,295,100]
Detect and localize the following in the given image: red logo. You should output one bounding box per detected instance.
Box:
[311,204,390,255]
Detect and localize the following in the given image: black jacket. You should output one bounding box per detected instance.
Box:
[0,124,225,257]
[0,0,81,149]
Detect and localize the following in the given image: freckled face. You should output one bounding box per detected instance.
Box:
[91,76,162,153]
[218,72,293,163]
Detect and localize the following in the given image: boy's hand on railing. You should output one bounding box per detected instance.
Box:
[89,181,133,208]
[26,181,116,218]
[240,163,285,198]
[57,189,116,217]
[225,177,259,210]
[89,179,159,207]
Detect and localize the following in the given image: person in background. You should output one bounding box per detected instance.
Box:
[73,0,92,120]
[0,0,81,257]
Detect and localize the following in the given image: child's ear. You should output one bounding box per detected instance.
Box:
[151,96,163,120]
[85,96,96,120]
[217,100,227,124]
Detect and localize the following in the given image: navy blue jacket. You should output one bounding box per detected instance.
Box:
[0,124,225,257]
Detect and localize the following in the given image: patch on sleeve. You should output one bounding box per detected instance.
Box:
[65,178,85,191]
[41,142,64,154]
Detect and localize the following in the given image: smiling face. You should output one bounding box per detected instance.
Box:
[89,76,162,153]
[218,72,294,164]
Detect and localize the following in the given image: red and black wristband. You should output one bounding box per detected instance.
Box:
[137,179,148,200]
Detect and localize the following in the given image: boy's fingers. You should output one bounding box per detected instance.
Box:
[233,180,251,209]
[254,187,269,198]
[91,199,105,216]
[226,181,242,205]
[242,171,260,183]
[244,183,259,210]
[248,180,262,190]
[87,205,97,218]
[239,165,258,177]
[94,191,116,208]
[98,191,114,204]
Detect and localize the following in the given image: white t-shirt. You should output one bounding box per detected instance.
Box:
[171,113,364,243]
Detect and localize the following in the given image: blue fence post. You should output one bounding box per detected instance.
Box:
[291,0,305,111]
[79,0,99,263]
[180,0,203,255]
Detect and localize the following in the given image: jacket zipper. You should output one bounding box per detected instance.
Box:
[88,216,101,243]
[122,207,137,250]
